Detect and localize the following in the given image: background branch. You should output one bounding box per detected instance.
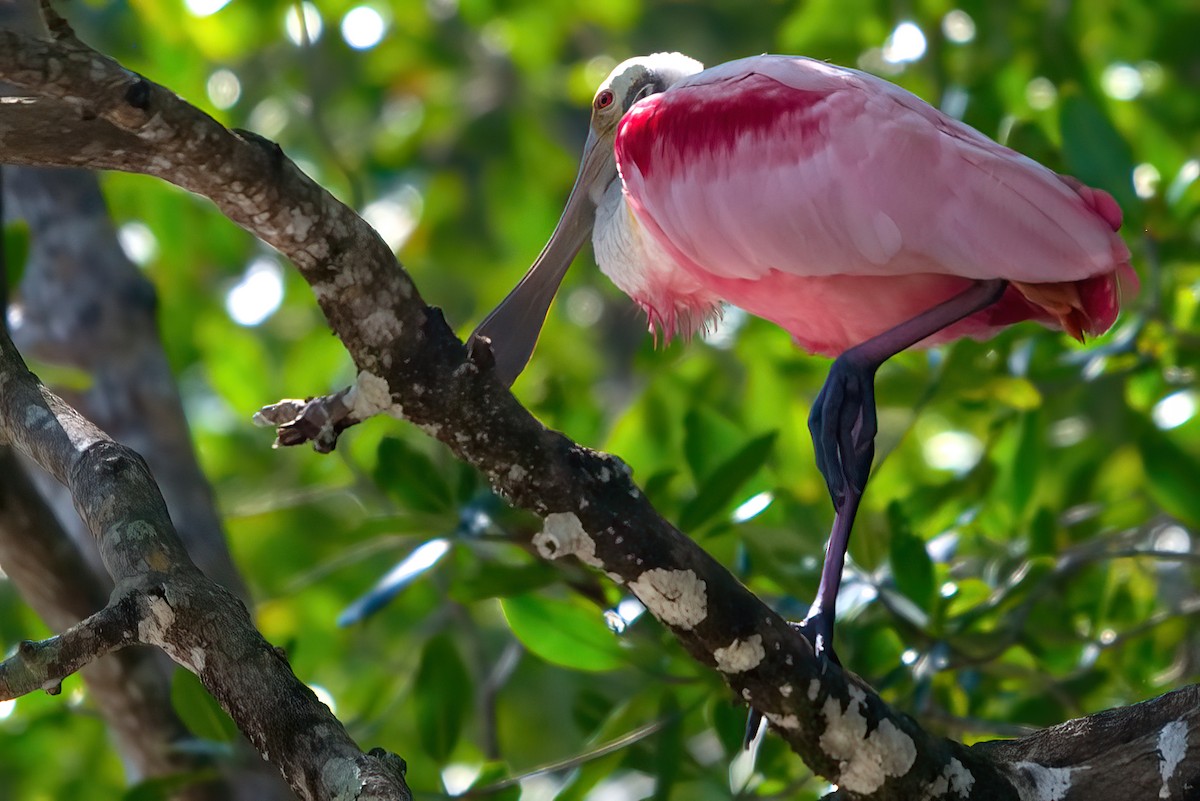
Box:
[0,321,411,801]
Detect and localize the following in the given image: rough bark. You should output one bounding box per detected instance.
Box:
[4,165,250,603]
[0,448,223,798]
[0,0,292,795]
[0,328,411,801]
[0,163,300,800]
[0,4,1194,800]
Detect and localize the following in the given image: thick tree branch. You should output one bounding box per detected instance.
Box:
[0,160,298,798]
[0,447,241,799]
[0,327,410,801]
[4,164,251,602]
[2,0,283,787]
[0,9,1196,800]
[973,685,1200,800]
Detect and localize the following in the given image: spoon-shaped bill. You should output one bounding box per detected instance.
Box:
[471,131,614,386]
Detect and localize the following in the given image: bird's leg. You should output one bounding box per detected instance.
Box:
[803,278,1008,654]
[743,279,1009,749]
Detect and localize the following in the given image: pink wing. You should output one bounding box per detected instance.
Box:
[614,56,1133,354]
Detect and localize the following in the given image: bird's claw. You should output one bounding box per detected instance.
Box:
[742,615,841,749]
[808,353,878,508]
[794,612,841,667]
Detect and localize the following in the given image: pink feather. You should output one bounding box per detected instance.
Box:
[610,55,1135,353]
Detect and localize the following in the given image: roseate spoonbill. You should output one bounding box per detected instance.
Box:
[473,53,1134,662]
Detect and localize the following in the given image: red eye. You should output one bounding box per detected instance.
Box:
[594,89,615,110]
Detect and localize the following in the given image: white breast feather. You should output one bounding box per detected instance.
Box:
[592,180,722,340]
[593,181,652,301]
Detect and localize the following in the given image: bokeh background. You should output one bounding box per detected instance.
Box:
[1,0,1198,798]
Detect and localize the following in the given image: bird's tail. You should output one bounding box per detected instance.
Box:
[1012,178,1137,340]
[1013,262,1138,341]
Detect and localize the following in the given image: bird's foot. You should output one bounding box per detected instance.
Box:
[808,352,878,507]
[795,611,842,667]
[742,614,841,749]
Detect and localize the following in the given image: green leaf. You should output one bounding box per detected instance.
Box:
[414,634,471,761]
[1007,412,1042,520]
[653,692,683,801]
[1003,119,1060,167]
[572,688,615,733]
[501,593,626,672]
[463,762,521,801]
[682,406,746,484]
[20,357,95,392]
[170,668,239,744]
[945,578,993,620]
[993,556,1056,617]
[707,696,749,757]
[450,561,557,603]
[374,436,453,514]
[678,432,777,532]
[198,317,273,412]
[1137,425,1200,527]
[888,502,934,611]
[952,557,1055,632]
[641,468,678,509]
[1028,506,1057,557]
[3,220,29,291]
[961,376,1043,411]
[1059,92,1138,211]
[556,689,667,801]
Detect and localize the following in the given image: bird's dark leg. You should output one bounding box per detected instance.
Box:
[743,278,1007,749]
[804,278,1008,653]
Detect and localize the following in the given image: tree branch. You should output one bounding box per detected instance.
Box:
[4,164,251,602]
[0,326,410,801]
[0,160,301,799]
[0,593,138,697]
[0,447,238,799]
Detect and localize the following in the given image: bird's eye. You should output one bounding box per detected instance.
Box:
[594,89,615,110]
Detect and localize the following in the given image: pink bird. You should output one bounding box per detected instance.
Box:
[474,53,1134,664]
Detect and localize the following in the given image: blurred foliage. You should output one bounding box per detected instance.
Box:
[1,0,1198,799]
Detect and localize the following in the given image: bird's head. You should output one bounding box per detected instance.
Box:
[589,52,705,137]
[472,53,704,386]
